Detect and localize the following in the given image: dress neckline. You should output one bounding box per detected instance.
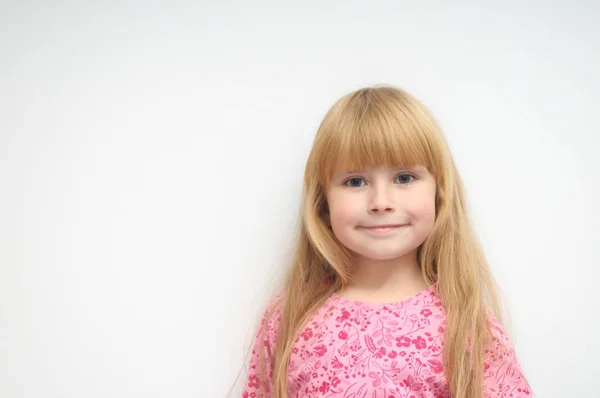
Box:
[329,283,437,309]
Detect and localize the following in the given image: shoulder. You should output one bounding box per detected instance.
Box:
[256,293,285,341]
[485,312,518,362]
[483,312,532,396]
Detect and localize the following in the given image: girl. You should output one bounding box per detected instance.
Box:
[240,85,531,397]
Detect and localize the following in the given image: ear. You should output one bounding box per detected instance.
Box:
[320,204,331,227]
[323,211,331,226]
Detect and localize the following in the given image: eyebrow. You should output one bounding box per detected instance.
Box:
[333,170,362,180]
[339,166,425,175]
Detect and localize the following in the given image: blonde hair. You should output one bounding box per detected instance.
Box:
[253,85,502,398]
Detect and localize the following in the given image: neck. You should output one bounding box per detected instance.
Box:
[339,249,429,302]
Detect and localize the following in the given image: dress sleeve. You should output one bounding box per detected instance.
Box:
[241,299,282,398]
[483,314,533,397]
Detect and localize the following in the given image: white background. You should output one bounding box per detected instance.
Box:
[1,1,599,397]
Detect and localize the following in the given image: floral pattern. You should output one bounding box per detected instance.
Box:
[243,285,531,397]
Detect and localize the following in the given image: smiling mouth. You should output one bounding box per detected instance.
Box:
[360,224,407,229]
[358,224,408,235]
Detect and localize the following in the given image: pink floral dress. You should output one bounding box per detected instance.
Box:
[243,285,531,397]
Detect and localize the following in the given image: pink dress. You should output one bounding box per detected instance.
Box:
[242,285,531,397]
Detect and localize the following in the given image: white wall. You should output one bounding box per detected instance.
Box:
[1,1,598,397]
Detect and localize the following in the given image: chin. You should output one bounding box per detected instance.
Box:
[355,250,408,261]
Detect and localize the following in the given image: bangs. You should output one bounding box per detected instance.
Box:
[315,87,442,186]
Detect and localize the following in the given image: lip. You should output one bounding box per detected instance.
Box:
[358,224,408,236]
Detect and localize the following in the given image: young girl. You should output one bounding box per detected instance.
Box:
[241,85,531,397]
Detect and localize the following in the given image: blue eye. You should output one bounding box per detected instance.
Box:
[344,177,366,187]
[395,174,415,184]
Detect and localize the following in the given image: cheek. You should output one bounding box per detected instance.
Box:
[329,202,358,227]
[406,191,437,223]
[327,194,360,229]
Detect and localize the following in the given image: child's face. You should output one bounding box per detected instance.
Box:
[326,165,437,262]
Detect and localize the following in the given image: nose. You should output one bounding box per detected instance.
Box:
[368,183,395,213]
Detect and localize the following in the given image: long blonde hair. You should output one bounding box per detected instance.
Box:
[254,85,502,398]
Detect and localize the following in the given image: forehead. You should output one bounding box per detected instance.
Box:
[313,90,443,188]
